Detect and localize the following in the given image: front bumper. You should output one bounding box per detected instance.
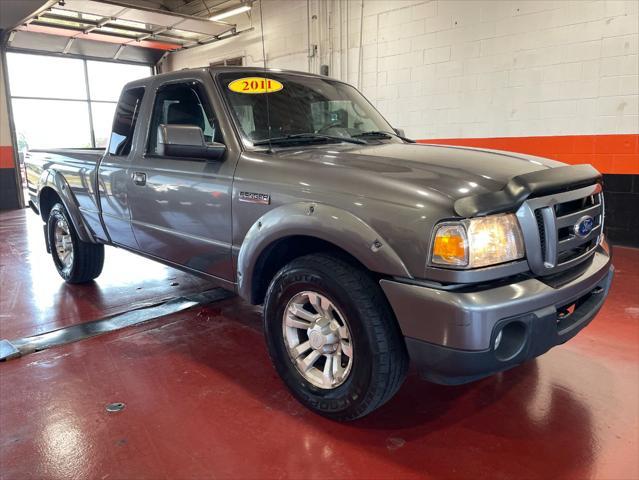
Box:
[380,246,614,385]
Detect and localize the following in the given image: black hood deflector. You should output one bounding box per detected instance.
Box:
[454,164,602,217]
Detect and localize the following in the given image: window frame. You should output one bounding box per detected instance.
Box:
[108,86,146,157]
[144,79,224,158]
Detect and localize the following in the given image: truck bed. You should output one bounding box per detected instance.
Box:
[25,148,104,208]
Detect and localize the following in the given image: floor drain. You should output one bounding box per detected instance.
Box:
[106,402,125,413]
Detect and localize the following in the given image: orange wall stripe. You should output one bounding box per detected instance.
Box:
[0,146,14,169]
[417,134,639,175]
[2,136,637,172]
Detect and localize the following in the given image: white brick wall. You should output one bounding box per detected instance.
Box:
[164,1,311,72]
[165,0,639,140]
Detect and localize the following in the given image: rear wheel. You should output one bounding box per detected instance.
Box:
[47,203,104,283]
[263,253,408,421]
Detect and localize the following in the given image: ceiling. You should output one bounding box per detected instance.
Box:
[145,0,248,17]
[2,0,252,64]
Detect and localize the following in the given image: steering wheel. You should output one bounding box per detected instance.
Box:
[317,121,344,133]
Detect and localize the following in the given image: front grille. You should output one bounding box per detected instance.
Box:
[518,183,603,276]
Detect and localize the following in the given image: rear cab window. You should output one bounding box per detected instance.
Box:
[108,87,145,156]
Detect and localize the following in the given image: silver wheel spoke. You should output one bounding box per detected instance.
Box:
[338,326,349,339]
[299,349,321,372]
[340,340,353,357]
[292,340,311,357]
[333,354,345,380]
[286,314,312,331]
[289,304,317,322]
[307,292,329,317]
[323,355,334,386]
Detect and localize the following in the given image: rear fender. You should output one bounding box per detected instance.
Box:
[237,202,411,301]
[38,169,95,243]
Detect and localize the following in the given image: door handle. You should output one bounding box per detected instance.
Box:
[132,172,146,186]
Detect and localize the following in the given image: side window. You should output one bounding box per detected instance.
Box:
[108,87,145,156]
[147,81,220,155]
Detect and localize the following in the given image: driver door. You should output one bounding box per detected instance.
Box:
[127,79,236,281]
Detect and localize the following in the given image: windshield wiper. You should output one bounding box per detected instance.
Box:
[353,130,415,143]
[253,133,366,146]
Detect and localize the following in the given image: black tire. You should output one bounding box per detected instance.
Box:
[47,203,104,284]
[264,253,408,421]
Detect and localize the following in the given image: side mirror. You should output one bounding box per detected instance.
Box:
[394,128,406,138]
[157,124,225,161]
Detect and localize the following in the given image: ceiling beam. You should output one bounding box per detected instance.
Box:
[35,14,198,44]
[84,16,117,34]
[29,20,185,46]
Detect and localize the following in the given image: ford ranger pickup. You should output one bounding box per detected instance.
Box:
[25,66,614,420]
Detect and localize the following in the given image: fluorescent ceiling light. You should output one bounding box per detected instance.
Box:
[210,4,251,21]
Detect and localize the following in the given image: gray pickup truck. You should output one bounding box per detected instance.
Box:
[26,66,613,420]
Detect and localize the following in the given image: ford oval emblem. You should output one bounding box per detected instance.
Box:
[574,215,595,238]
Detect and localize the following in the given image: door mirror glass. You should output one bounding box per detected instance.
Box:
[157,124,225,161]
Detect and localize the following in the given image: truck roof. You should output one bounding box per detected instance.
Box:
[122,66,331,92]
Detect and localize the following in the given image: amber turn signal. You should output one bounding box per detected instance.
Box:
[432,224,468,266]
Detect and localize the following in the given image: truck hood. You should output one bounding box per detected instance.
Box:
[275,142,566,205]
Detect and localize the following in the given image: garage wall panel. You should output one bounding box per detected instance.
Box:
[164,0,311,72]
[165,0,638,147]
[355,0,638,144]
[165,0,638,245]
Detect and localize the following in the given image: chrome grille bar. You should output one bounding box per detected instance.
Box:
[517,183,603,276]
[555,203,601,229]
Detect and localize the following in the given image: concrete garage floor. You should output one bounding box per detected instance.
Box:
[1,209,638,480]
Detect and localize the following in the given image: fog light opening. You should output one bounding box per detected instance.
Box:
[494,321,527,361]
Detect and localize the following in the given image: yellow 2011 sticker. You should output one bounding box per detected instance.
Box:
[228,77,284,94]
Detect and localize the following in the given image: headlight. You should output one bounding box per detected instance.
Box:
[431,213,525,268]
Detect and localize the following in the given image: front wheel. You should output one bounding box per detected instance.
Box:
[47,203,104,283]
[263,253,408,421]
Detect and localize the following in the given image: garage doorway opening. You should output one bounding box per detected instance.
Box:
[5,52,152,204]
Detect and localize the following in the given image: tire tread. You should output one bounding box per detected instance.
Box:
[48,203,104,284]
[266,253,408,420]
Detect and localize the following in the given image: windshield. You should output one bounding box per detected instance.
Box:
[216,71,398,147]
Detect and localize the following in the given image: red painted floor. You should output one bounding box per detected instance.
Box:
[0,209,215,339]
[1,209,638,480]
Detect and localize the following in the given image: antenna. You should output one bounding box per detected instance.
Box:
[258,0,273,152]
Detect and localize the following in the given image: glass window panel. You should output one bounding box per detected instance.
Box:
[91,102,118,148]
[110,18,149,29]
[109,87,145,156]
[147,82,218,155]
[99,26,138,38]
[6,53,87,100]
[49,8,102,21]
[87,61,151,101]
[12,99,92,149]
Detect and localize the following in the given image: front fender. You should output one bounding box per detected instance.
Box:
[237,202,411,301]
[38,169,95,243]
